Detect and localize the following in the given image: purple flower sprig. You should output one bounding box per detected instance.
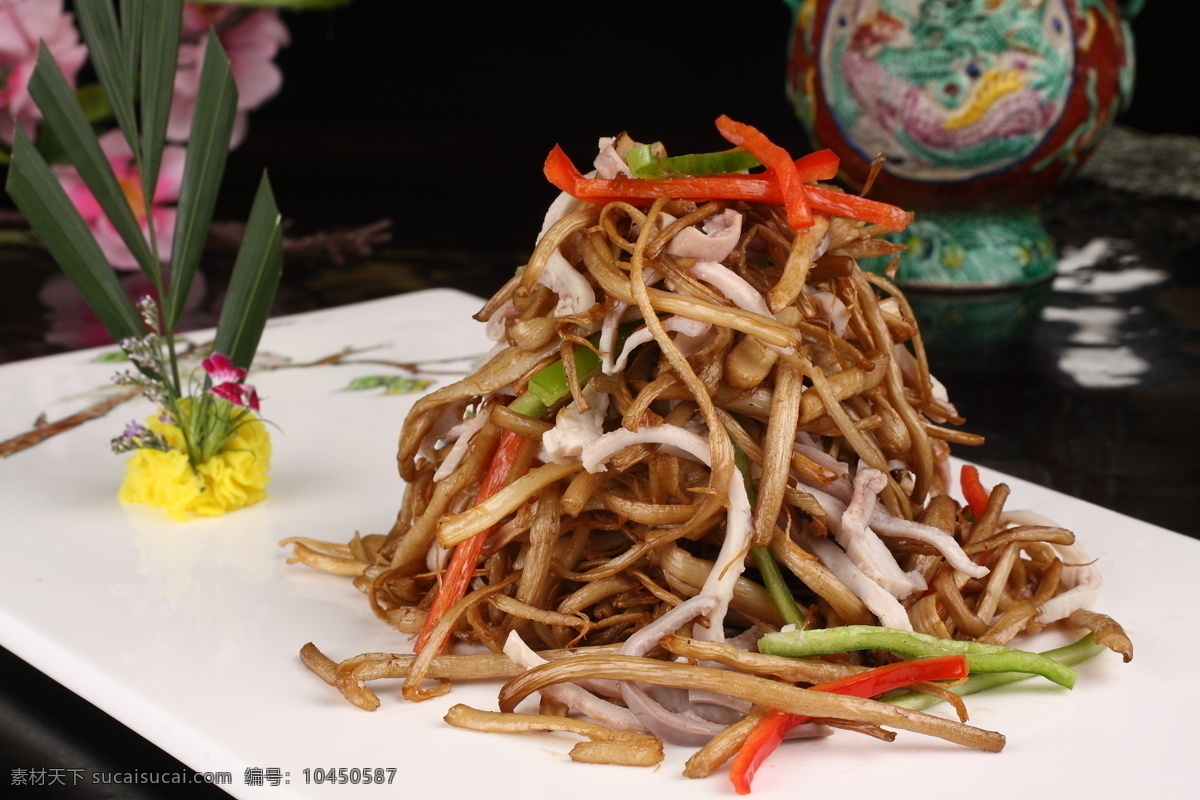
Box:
[110,421,170,455]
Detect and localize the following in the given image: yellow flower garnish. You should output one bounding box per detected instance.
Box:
[118,411,271,522]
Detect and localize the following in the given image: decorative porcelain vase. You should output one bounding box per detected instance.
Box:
[785,0,1142,288]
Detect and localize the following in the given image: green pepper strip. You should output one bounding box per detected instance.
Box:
[626,144,762,179]
[524,344,602,414]
[752,549,805,628]
[506,389,548,419]
[509,323,641,419]
[757,625,1079,689]
[733,443,805,626]
[884,634,1105,711]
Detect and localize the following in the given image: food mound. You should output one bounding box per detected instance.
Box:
[285,117,1131,791]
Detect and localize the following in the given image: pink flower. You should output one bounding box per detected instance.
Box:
[210,380,260,411]
[204,352,260,411]
[210,381,244,405]
[0,0,88,144]
[201,352,247,385]
[53,129,186,269]
[169,5,290,148]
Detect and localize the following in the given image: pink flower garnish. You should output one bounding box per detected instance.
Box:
[204,352,260,411]
[53,130,185,269]
[210,381,248,407]
[0,0,88,145]
[169,5,290,148]
[201,352,247,385]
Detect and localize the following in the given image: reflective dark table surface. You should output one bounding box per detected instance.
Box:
[2,3,1198,797]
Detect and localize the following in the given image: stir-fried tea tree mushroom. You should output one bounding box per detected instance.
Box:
[285,118,1131,788]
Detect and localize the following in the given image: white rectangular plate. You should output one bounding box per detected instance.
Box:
[1,288,1194,798]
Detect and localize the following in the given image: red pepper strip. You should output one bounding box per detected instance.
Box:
[729,654,969,794]
[961,464,990,519]
[541,144,625,205]
[543,144,840,203]
[714,114,812,229]
[543,145,909,232]
[568,172,812,204]
[804,183,914,232]
[791,148,841,182]
[413,429,533,653]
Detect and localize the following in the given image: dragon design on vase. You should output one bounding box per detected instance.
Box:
[786,0,1141,288]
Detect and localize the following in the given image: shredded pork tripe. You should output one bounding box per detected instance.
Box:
[288,125,1131,777]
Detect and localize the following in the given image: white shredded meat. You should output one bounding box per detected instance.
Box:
[688,260,772,319]
[599,268,663,374]
[870,509,989,579]
[805,286,851,338]
[582,425,751,642]
[803,473,927,599]
[541,385,610,465]
[800,531,914,630]
[1002,509,1103,623]
[610,315,711,374]
[620,682,726,746]
[415,399,472,469]
[432,406,491,482]
[794,455,977,582]
[594,136,634,180]
[503,631,648,732]
[535,187,598,316]
[1036,545,1102,623]
[685,259,793,355]
[484,299,519,342]
[663,208,743,263]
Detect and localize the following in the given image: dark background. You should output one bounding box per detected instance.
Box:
[6,2,1193,283]
[223,0,1194,259]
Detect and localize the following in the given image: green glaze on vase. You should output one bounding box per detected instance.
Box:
[860,208,1057,287]
[785,0,1142,289]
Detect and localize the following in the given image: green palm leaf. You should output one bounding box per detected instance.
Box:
[212,175,284,370]
[119,0,143,82]
[137,0,184,215]
[5,129,143,343]
[74,0,139,156]
[166,32,238,331]
[28,43,161,285]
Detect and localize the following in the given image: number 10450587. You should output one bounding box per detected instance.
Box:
[302,767,396,784]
